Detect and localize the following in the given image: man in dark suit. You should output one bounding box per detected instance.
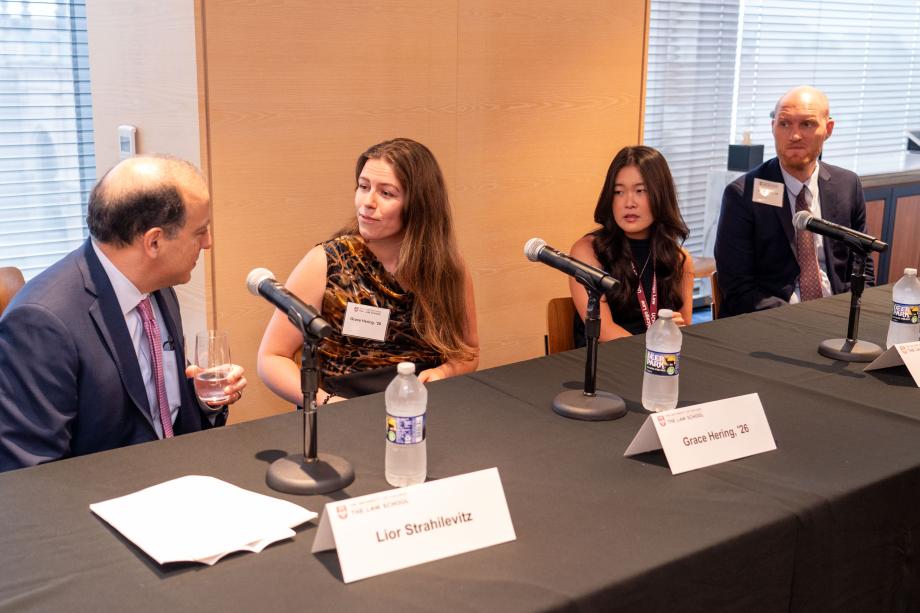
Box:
[0,155,247,471]
[714,86,872,317]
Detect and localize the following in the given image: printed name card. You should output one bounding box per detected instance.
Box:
[624,393,776,475]
[341,302,390,341]
[864,341,920,387]
[311,467,515,583]
[752,178,785,207]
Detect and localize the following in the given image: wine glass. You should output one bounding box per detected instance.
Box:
[194,330,232,403]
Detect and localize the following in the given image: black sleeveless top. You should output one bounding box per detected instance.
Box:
[574,238,674,345]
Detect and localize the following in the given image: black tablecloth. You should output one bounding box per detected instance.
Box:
[1,286,919,612]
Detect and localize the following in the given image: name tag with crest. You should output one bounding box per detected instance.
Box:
[342,302,390,341]
[752,178,785,207]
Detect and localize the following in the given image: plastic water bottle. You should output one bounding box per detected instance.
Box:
[385,362,427,487]
[642,309,682,412]
[886,268,920,348]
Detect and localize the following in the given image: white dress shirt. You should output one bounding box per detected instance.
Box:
[91,241,182,438]
[780,163,834,302]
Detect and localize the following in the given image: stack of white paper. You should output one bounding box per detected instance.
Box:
[90,475,317,565]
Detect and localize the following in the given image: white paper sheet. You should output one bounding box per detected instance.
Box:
[90,475,316,565]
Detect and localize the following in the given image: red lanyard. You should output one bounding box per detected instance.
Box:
[630,260,658,330]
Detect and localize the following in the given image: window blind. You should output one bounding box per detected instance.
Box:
[0,0,95,280]
[643,0,741,259]
[645,0,920,265]
[733,0,920,163]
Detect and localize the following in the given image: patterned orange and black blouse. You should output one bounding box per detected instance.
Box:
[319,235,442,382]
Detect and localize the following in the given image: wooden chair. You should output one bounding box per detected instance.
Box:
[546,296,576,355]
[0,267,25,317]
[710,270,722,320]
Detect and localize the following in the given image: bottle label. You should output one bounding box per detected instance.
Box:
[386,413,426,444]
[645,349,680,376]
[891,302,920,324]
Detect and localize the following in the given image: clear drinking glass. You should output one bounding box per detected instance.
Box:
[194,330,232,403]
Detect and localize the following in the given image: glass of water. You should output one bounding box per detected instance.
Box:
[194,330,232,404]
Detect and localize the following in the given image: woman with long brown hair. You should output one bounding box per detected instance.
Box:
[569,145,694,341]
[258,138,478,403]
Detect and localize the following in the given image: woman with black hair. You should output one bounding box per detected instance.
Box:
[569,146,694,341]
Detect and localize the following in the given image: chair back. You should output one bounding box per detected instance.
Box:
[710,270,722,320]
[0,267,25,317]
[546,296,576,355]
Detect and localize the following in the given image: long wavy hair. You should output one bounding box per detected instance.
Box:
[590,146,689,314]
[340,138,473,361]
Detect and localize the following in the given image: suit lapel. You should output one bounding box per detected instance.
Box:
[153,289,189,387]
[816,162,836,221]
[765,159,796,255]
[153,289,196,433]
[816,163,840,291]
[80,241,155,429]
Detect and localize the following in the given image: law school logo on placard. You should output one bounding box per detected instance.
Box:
[312,467,515,583]
[624,393,776,475]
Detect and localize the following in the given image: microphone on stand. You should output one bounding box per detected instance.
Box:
[792,211,887,253]
[246,267,353,495]
[246,268,332,340]
[523,238,625,421]
[524,238,618,293]
[789,214,885,362]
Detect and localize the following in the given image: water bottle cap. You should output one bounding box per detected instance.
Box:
[397,362,416,375]
[905,268,917,276]
[658,309,674,319]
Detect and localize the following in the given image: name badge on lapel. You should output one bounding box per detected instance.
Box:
[752,178,785,207]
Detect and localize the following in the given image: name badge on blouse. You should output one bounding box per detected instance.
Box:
[342,302,391,342]
[752,178,785,207]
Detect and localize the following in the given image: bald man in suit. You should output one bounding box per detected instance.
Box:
[715,86,873,317]
[0,155,247,471]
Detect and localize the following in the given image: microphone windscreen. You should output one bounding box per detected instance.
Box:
[524,238,546,262]
[792,210,812,232]
[246,268,274,296]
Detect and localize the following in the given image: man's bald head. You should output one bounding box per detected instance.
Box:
[774,85,830,120]
[86,155,208,247]
[771,85,835,181]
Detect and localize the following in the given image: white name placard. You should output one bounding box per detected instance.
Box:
[341,302,390,341]
[311,467,515,583]
[624,393,776,475]
[752,178,785,207]
[864,340,920,387]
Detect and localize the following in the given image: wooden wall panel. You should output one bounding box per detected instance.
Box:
[454,3,647,366]
[200,0,648,420]
[889,195,920,277]
[865,198,885,279]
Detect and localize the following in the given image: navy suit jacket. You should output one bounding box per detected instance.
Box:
[714,158,873,318]
[0,240,217,471]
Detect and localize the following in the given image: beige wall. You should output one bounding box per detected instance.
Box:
[89,0,649,422]
[86,0,208,340]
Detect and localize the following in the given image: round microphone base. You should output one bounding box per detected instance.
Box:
[266,453,355,495]
[553,389,627,421]
[818,338,883,363]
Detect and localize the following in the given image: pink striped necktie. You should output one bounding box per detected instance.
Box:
[136,297,174,438]
[794,186,823,301]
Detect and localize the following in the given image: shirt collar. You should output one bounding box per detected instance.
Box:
[91,240,147,316]
[779,162,820,199]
